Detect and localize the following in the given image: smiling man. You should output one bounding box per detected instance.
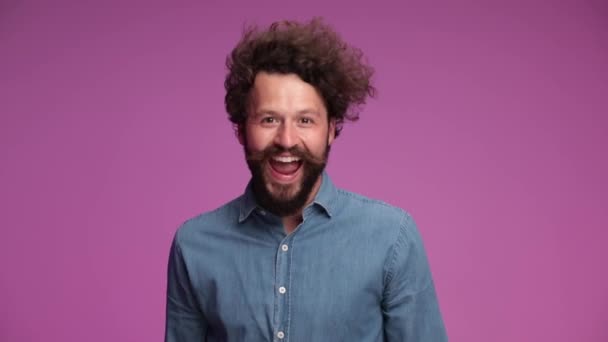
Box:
[165,18,447,342]
[241,71,335,233]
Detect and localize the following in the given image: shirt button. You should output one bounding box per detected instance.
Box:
[277,331,285,339]
[281,244,288,252]
[278,286,286,294]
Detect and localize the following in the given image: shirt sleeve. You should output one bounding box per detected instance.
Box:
[165,231,207,342]
[382,213,448,341]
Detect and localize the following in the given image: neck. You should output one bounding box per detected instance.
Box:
[282,214,302,234]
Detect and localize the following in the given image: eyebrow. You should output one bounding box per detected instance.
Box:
[255,109,322,117]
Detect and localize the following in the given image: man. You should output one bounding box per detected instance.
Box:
[165,18,447,341]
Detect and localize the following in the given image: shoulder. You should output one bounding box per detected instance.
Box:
[335,188,414,223]
[174,195,243,243]
[333,188,419,238]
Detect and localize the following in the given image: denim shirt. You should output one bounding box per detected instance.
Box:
[165,173,447,341]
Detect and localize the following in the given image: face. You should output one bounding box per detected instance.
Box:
[239,72,335,216]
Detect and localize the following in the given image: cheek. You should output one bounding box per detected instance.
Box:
[305,133,330,154]
[245,129,272,151]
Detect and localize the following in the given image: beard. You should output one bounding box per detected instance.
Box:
[245,142,330,217]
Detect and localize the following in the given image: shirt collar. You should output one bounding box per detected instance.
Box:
[312,171,337,217]
[238,171,337,223]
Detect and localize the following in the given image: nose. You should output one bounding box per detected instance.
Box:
[274,121,297,149]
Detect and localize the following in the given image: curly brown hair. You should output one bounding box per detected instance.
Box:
[224,18,375,137]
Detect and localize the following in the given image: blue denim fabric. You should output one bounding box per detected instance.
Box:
[165,173,447,341]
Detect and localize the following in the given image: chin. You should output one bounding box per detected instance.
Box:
[265,179,302,202]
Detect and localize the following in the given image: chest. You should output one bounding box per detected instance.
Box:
[190,229,388,340]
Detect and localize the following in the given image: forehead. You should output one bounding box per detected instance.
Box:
[249,72,327,115]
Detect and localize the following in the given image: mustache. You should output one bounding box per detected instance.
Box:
[246,144,326,165]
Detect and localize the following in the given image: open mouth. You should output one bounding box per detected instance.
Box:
[268,155,303,180]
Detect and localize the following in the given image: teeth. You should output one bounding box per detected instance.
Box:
[272,156,301,163]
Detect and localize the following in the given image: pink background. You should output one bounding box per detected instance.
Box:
[1,1,607,341]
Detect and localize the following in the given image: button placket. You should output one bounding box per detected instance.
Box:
[273,238,292,341]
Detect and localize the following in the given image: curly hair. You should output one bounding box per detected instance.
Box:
[224,18,375,137]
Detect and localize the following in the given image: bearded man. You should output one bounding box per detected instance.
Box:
[165,18,447,342]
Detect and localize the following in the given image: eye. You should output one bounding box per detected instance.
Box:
[299,117,314,125]
[261,116,277,124]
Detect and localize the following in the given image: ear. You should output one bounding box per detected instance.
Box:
[328,119,336,146]
[236,124,245,146]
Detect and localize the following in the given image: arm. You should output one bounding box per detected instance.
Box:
[165,232,207,342]
[382,214,448,341]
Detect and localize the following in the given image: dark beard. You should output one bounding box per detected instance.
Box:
[245,143,330,217]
